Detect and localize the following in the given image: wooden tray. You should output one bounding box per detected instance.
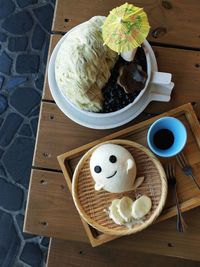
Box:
[72,139,167,236]
[58,103,200,247]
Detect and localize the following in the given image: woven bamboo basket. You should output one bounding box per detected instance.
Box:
[72,139,167,236]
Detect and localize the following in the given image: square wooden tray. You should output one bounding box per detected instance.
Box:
[58,103,200,247]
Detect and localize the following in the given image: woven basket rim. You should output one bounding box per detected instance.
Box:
[72,139,168,235]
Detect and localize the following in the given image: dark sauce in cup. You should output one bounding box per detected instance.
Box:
[153,129,174,150]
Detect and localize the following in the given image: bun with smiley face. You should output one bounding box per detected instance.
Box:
[90,143,144,193]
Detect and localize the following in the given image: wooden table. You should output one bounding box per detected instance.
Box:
[24,0,200,265]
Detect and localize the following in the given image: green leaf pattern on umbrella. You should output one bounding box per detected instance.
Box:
[102,3,150,53]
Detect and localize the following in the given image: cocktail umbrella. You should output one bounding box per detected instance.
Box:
[102,3,150,60]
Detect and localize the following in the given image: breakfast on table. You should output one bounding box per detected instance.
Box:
[49,2,200,242]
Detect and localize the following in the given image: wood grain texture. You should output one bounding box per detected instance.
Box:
[33,100,200,173]
[47,239,200,267]
[24,169,88,243]
[52,0,200,48]
[25,170,200,261]
[32,101,118,170]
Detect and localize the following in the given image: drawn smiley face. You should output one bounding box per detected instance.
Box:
[90,143,136,193]
[94,154,117,179]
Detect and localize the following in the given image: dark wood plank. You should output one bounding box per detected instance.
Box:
[34,100,174,170]
[33,102,200,172]
[24,169,88,243]
[47,238,200,266]
[33,102,118,170]
[52,0,200,49]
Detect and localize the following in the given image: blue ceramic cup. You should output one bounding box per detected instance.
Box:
[147,116,187,157]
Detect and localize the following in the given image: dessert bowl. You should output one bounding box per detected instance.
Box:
[48,17,174,129]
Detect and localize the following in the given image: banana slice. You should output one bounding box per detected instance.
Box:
[109,199,125,225]
[132,195,152,220]
[118,196,133,222]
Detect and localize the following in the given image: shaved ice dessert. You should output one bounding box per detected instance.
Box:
[55,16,118,112]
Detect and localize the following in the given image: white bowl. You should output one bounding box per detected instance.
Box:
[48,19,173,129]
[56,36,152,118]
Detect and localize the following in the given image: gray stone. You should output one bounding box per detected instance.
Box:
[35,74,44,90]
[20,243,42,267]
[28,106,40,117]
[0,148,4,158]
[0,164,6,177]
[11,262,25,267]
[16,54,40,73]
[19,124,32,137]
[5,76,27,92]
[8,37,28,52]
[32,24,45,50]
[0,52,12,74]
[0,33,7,42]
[0,75,4,89]
[0,94,7,114]
[0,113,23,147]
[2,11,33,35]
[41,237,49,247]
[33,4,54,32]
[3,137,35,188]
[17,0,37,8]
[0,210,20,267]
[16,214,35,239]
[43,40,49,64]
[0,0,15,19]
[0,1,55,265]
[31,117,38,136]
[10,87,41,115]
[0,178,23,211]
